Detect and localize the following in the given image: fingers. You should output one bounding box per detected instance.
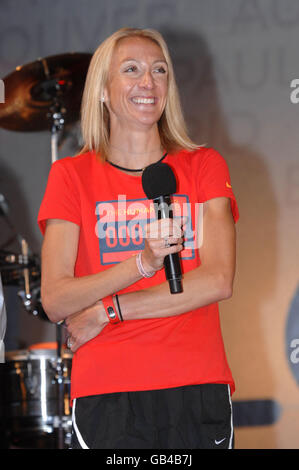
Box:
[145,216,187,240]
[163,236,184,248]
[140,216,187,274]
[153,238,184,255]
[66,335,77,352]
[145,217,186,253]
[142,234,184,273]
[65,302,107,352]
[66,330,90,353]
[65,313,83,352]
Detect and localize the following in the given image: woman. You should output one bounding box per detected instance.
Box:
[38,27,239,449]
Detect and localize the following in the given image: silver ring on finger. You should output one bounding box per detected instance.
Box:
[164,238,171,248]
[67,336,73,349]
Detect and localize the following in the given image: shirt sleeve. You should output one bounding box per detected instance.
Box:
[197,148,239,223]
[37,158,81,235]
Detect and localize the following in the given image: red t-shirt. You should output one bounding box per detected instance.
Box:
[38,147,239,400]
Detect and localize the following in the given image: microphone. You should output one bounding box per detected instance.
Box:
[142,162,183,294]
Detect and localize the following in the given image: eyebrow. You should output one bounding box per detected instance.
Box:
[120,58,168,65]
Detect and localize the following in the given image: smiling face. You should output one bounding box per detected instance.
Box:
[104,36,169,132]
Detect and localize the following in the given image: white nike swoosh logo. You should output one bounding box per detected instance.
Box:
[215,438,226,445]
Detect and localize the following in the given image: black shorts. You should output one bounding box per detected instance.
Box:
[71,383,234,449]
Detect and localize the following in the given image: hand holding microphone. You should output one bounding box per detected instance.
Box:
[142,162,185,294]
[142,216,186,272]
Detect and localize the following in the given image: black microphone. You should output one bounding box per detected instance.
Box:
[142,162,183,294]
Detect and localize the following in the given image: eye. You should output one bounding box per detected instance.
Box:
[154,65,167,74]
[124,65,138,73]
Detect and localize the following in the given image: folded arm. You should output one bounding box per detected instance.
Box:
[119,196,236,320]
[41,215,184,323]
[64,197,236,351]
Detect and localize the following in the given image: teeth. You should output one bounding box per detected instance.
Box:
[132,97,155,104]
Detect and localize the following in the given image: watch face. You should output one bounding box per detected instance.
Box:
[107,306,116,319]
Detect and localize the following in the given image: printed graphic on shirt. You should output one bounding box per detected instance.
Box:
[95,195,202,265]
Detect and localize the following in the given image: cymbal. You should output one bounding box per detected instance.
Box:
[0,52,92,132]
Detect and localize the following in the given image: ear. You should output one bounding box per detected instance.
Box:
[101,86,109,103]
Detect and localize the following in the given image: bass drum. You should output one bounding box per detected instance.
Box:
[4,343,72,449]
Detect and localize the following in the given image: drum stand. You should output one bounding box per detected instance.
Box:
[17,100,68,449]
[55,324,66,449]
[49,98,68,449]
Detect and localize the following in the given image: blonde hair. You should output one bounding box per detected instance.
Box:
[80,27,199,160]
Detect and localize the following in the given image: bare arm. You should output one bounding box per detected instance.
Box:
[41,217,184,322]
[119,196,236,319]
[66,197,236,351]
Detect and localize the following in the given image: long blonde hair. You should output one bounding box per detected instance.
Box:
[80,27,199,160]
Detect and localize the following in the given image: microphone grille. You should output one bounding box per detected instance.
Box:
[142,162,177,199]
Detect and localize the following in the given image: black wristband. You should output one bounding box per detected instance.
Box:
[115,294,123,322]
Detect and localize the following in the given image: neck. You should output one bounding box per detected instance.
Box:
[108,125,163,170]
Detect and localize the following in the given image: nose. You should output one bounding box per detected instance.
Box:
[139,70,154,89]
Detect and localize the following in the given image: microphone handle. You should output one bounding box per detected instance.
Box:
[153,196,183,294]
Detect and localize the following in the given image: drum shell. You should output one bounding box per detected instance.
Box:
[3,348,72,446]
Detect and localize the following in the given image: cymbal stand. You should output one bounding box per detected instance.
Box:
[49,99,65,164]
[47,88,67,448]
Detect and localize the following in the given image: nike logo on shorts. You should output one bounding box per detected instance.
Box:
[215,438,226,445]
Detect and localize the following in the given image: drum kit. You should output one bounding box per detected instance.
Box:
[0,51,92,449]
